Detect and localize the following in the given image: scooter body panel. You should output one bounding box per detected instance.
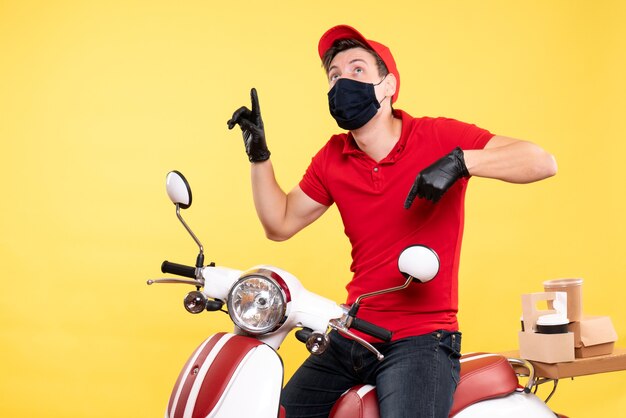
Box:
[453,391,556,417]
[166,332,283,418]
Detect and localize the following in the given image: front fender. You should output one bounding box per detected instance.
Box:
[166,332,283,418]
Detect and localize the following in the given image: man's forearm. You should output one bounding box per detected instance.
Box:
[251,160,289,239]
[464,138,557,183]
[250,160,329,241]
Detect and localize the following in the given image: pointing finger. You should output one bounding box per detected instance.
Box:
[250,88,260,116]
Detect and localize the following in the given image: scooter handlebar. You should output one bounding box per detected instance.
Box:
[161,260,196,278]
[350,317,392,342]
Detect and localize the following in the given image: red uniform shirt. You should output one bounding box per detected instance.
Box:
[299,110,494,341]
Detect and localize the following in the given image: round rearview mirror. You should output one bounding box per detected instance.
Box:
[398,245,440,283]
[166,171,192,209]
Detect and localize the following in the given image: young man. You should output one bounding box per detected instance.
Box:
[227,25,556,418]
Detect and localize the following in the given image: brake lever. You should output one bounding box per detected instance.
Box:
[147,278,204,286]
[329,318,384,361]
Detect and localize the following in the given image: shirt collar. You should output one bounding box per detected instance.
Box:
[342,109,412,163]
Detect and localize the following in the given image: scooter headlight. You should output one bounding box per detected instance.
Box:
[227,269,289,335]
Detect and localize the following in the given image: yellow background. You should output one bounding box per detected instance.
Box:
[1,0,624,416]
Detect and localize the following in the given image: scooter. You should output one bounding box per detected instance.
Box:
[148,170,567,418]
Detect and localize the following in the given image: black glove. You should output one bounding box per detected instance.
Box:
[227,88,271,163]
[404,147,470,207]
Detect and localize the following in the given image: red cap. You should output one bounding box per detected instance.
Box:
[318,24,400,103]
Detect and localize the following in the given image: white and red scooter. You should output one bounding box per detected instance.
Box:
[148,171,567,418]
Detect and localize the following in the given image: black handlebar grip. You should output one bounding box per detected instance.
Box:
[295,328,313,344]
[161,261,196,278]
[351,318,393,342]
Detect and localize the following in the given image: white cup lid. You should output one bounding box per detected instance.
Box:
[536,313,569,326]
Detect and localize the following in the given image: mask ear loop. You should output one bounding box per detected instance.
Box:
[373,74,387,86]
[373,74,389,106]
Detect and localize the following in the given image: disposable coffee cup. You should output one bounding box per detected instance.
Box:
[543,278,583,322]
[535,313,569,334]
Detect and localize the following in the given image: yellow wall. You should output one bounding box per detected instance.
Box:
[1,0,624,416]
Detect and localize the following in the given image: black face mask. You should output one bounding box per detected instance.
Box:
[328,77,385,131]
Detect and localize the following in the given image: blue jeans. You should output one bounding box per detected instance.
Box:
[281,330,461,418]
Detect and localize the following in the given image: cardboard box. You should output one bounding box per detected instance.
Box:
[568,315,618,358]
[518,292,575,363]
[518,331,575,363]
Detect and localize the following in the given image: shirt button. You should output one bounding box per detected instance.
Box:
[373,167,379,172]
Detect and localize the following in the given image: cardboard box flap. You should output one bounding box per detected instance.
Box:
[580,316,618,347]
[521,292,567,332]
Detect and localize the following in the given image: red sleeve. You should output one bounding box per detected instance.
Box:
[299,143,334,207]
[433,118,494,151]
